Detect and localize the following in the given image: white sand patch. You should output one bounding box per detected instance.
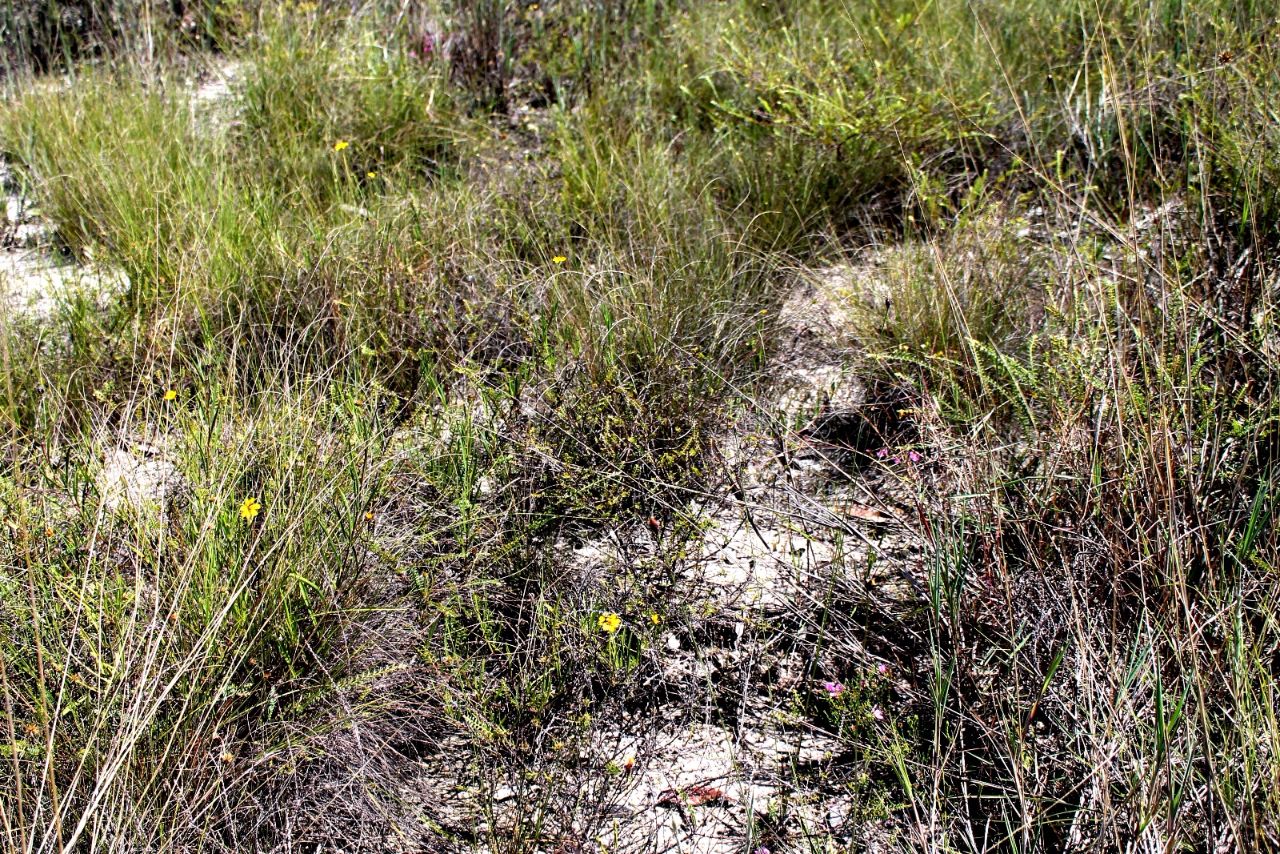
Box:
[591,724,775,853]
[776,264,862,352]
[1,158,129,322]
[689,505,837,612]
[0,248,128,321]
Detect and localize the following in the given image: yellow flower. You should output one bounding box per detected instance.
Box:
[366,171,377,179]
[649,612,661,625]
[163,389,178,401]
[597,612,621,634]
[552,255,567,264]
[333,140,350,152]
[239,496,262,522]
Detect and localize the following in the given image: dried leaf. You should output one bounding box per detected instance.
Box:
[842,502,897,523]
[685,785,724,805]
[657,785,724,806]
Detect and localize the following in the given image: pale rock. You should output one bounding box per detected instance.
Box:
[190,59,242,130]
[825,795,854,831]
[98,442,182,519]
[777,265,860,352]
[773,363,863,427]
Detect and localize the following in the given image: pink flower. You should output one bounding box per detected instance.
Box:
[411,29,439,60]
[877,663,889,676]
[870,705,885,721]
[876,447,889,459]
[823,680,846,697]
[908,450,922,463]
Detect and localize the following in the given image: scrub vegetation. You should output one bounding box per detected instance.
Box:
[1,0,1277,851]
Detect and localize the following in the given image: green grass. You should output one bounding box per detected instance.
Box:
[2,0,1278,850]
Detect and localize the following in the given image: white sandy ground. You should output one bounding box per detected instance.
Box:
[369,260,923,852]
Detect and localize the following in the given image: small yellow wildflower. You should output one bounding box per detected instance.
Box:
[366,171,377,179]
[552,255,567,264]
[333,140,350,152]
[164,389,178,401]
[649,612,661,625]
[239,496,262,522]
[597,612,621,634]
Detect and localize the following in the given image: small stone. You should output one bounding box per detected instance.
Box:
[826,795,854,830]
[13,222,49,247]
